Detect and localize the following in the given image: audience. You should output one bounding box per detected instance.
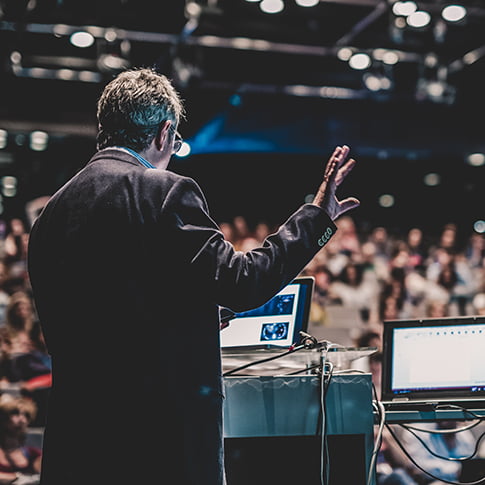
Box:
[400,420,477,485]
[0,394,41,484]
[0,211,484,483]
[4,292,37,353]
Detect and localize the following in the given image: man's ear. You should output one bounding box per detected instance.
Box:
[155,121,171,150]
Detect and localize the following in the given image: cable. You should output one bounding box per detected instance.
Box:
[368,400,386,485]
[435,404,485,421]
[320,354,332,485]
[402,420,482,435]
[384,421,485,485]
[222,343,308,376]
[284,363,322,375]
[222,332,330,376]
[398,424,485,462]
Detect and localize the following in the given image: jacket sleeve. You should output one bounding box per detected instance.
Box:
[162,175,337,312]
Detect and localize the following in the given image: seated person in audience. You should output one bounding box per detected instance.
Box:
[401,420,477,485]
[3,292,37,355]
[472,292,485,316]
[377,436,419,485]
[0,325,51,427]
[0,394,41,484]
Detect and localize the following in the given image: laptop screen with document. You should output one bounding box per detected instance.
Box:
[381,316,485,408]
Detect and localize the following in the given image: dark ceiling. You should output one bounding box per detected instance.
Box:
[0,0,484,236]
[1,0,485,124]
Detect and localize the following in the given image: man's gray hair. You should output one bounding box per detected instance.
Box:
[96,67,185,151]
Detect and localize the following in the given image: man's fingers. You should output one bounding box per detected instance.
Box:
[338,197,361,215]
[335,158,357,186]
[324,146,342,178]
[325,145,350,180]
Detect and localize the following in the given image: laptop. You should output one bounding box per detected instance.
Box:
[381,315,485,411]
[220,276,314,352]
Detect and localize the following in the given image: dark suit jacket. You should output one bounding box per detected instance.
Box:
[27,148,337,485]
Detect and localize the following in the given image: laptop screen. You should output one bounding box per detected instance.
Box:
[381,316,485,404]
[220,276,314,350]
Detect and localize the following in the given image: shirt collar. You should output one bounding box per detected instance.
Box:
[115,146,157,169]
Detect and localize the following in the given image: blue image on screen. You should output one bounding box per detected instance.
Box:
[236,294,295,319]
[260,322,289,341]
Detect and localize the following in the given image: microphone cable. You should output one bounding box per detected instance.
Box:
[222,331,329,377]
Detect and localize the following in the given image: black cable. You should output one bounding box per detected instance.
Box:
[222,333,329,376]
[398,424,485,462]
[284,363,322,375]
[399,425,484,462]
[222,343,307,376]
[385,423,485,485]
[434,404,485,421]
[402,420,482,435]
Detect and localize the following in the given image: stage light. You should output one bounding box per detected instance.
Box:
[295,0,319,7]
[185,1,203,16]
[30,131,49,151]
[423,172,440,186]
[442,4,466,23]
[97,54,129,71]
[474,220,485,234]
[175,141,191,158]
[466,153,485,167]
[260,0,284,14]
[9,51,21,65]
[407,10,431,28]
[363,73,392,91]
[70,31,95,48]
[381,51,399,65]
[337,47,353,61]
[1,176,17,197]
[56,69,76,80]
[378,194,395,208]
[392,1,417,17]
[0,130,7,150]
[348,52,371,70]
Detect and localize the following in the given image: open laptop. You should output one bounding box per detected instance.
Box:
[381,315,485,411]
[220,276,314,352]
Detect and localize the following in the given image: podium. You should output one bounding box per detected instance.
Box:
[222,349,375,485]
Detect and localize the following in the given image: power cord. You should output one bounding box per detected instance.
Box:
[222,331,330,376]
[399,424,485,462]
[368,399,386,485]
[320,354,332,485]
[384,416,485,485]
[402,420,482,435]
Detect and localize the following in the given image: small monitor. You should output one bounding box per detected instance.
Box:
[381,315,485,406]
[220,277,314,351]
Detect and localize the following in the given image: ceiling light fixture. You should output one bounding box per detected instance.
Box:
[260,0,284,14]
[391,1,417,17]
[69,31,95,48]
[406,10,431,28]
[442,4,467,23]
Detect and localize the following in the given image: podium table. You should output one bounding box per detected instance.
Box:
[223,373,375,485]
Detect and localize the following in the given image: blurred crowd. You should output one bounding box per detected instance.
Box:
[221,213,485,485]
[0,209,484,484]
[222,214,485,349]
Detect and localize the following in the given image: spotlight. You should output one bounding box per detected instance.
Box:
[348,52,372,70]
[392,1,417,16]
[407,10,431,28]
[70,31,95,48]
[260,0,284,14]
[442,5,466,23]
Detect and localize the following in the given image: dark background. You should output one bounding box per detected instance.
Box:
[0,0,484,241]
